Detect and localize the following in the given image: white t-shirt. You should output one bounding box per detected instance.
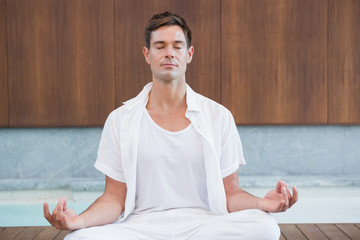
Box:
[95,83,246,220]
[133,110,210,214]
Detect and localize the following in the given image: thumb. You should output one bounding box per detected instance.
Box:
[275,180,283,193]
[62,198,68,211]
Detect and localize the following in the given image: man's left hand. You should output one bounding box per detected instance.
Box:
[258,180,298,213]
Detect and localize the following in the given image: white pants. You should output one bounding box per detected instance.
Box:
[65,208,280,240]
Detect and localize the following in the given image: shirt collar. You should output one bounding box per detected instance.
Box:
[186,83,201,112]
[123,82,201,112]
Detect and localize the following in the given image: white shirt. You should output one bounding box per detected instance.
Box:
[134,110,209,214]
[95,82,246,221]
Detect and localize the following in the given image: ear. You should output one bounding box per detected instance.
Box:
[143,47,151,64]
[187,46,194,64]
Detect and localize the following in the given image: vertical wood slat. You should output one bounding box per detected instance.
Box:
[316,224,351,240]
[222,0,328,125]
[335,224,360,240]
[1,225,360,240]
[297,224,329,240]
[0,227,24,239]
[3,0,360,126]
[54,230,70,240]
[280,224,308,240]
[0,0,8,127]
[7,0,115,127]
[33,227,61,240]
[279,233,286,240]
[114,0,221,107]
[328,0,360,124]
[12,227,43,240]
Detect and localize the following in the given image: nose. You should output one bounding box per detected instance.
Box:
[165,47,175,59]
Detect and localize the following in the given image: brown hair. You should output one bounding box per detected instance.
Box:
[145,11,192,49]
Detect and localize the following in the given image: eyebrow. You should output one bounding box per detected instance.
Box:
[152,40,185,45]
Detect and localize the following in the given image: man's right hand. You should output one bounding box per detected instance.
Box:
[43,197,86,230]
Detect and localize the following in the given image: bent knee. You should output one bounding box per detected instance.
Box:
[64,228,97,240]
[247,209,280,240]
[64,229,83,240]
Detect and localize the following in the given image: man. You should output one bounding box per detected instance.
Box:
[44,12,298,239]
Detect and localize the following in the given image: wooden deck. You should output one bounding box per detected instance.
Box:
[0,224,359,239]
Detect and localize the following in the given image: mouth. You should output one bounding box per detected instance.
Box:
[161,62,177,67]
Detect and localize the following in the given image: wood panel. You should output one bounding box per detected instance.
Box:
[12,227,43,240]
[33,227,60,240]
[336,224,360,240]
[280,224,307,240]
[0,227,24,239]
[7,0,115,127]
[2,225,360,240]
[328,0,360,124]
[222,0,328,125]
[115,0,221,106]
[297,224,329,240]
[53,230,70,240]
[0,0,8,127]
[317,224,351,240]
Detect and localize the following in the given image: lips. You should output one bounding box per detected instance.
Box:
[161,62,177,67]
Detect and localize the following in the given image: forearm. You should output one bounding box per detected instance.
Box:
[226,189,261,213]
[223,172,298,213]
[79,194,124,228]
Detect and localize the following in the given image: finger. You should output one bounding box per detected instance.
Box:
[43,202,50,218]
[63,198,67,211]
[285,185,292,200]
[280,181,293,203]
[55,199,65,222]
[276,180,283,193]
[289,186,298,207]
[277,200,285,212]
[43,202,54,225]
[279,180,291,196]
[282,187,289,210]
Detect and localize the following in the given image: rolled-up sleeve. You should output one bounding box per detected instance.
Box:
[220,110,246,178]
[95,111,126,183]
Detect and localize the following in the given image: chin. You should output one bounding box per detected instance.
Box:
[157,73,179,82]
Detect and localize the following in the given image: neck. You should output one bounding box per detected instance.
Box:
[147,78,187,113]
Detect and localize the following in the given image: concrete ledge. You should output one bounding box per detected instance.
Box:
[1,126,360,191]
[1,175,360,191]
[0,178,105,191]
[238,175,360,187]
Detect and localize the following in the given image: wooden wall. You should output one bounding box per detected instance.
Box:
[1,0,359,126]
[328,0,360,124]
[6,0,115,127]
[222,0,328,124]
[0,0,7,127]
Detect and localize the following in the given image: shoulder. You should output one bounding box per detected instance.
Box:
[104,82,151,127]
[195,92,234,122]
[101,104,129,135]
[107,105,126,121]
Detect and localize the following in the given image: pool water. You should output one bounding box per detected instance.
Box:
[1,187,360,226]
[0,202,90,227]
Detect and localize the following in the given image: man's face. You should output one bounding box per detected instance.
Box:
[143,25,194,82]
